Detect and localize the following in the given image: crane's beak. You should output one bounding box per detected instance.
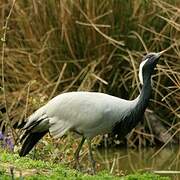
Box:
[156,49,167,58]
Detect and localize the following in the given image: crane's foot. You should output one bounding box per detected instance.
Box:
[90,159,96,175]
[87,139,96,174]
[73,159,82,171]
[73,136,85,171]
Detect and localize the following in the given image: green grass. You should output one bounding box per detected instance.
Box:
[0,150,170,180]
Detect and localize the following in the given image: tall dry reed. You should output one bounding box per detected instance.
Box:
[0,0,179,147]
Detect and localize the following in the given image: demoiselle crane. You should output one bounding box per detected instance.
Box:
[19,51,165,173]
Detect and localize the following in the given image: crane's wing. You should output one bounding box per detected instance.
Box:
[44,92,133,138]
[49,117,72,138]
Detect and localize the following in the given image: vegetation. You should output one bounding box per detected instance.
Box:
[0,0,179,178]
[0,150,170,180]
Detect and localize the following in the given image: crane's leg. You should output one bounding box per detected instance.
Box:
[74,136,85,170]
[87,139,96,174]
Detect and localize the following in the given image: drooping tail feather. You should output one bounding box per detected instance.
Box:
[19,106,50,156]
[19,131,48,157]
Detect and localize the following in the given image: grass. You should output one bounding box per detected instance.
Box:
[0,150,170,180]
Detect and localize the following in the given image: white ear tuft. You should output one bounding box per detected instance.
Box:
[139,58,149,85]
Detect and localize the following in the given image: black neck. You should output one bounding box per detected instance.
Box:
[112,76,152,138]
[127,76,152,130]
[135,75,152,114]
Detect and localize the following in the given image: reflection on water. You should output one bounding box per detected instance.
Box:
[83,146,180,178]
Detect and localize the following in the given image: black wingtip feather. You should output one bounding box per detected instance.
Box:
[19,131,48,157]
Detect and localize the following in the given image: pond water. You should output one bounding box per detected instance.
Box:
[82,146,180,179]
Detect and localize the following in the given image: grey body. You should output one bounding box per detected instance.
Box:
[25,92,138,139]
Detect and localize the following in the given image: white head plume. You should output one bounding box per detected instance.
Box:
[138,58,149,85]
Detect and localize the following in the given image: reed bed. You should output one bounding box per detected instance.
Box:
[0,0,179,155]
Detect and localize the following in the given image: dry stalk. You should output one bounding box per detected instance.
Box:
[1,0,17,141]
[72,2,124,47]
[49,63,67,100]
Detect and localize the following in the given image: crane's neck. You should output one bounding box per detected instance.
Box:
[135,75,152,114]
[113,75,152,139]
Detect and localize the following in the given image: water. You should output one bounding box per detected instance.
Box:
[83,146,180,178]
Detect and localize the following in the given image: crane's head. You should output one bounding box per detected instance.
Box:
[138,50,165,85]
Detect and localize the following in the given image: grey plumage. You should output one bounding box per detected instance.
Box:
[19,51,164,173]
